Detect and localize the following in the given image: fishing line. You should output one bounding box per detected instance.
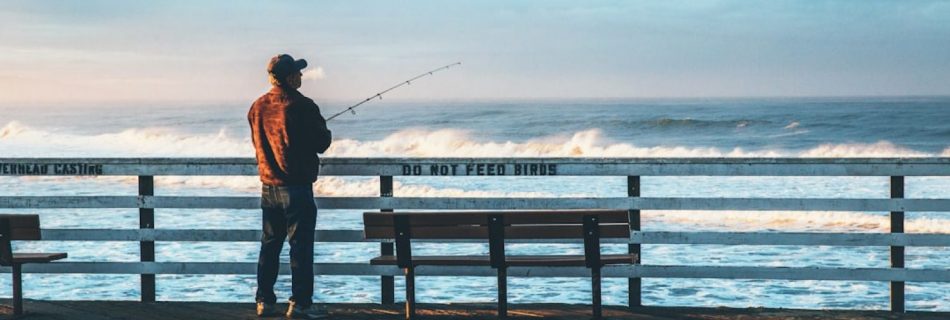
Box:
[326,62,462,121]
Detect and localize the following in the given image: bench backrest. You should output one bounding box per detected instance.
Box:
[0,214,42,266]
[363,210,630,240]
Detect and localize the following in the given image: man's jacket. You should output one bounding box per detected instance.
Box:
[248,86,332,186]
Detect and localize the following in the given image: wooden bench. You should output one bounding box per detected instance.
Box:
[364,210,636,319]
[0,214,67,316]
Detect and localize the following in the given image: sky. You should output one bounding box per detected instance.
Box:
[1,0,949,104]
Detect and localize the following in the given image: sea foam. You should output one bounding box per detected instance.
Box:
[2,121,944,158]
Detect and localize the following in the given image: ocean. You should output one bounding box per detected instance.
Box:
[0,97,948,310]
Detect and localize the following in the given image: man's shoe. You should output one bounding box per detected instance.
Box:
[257,302,277,317]
[285,302,329,319]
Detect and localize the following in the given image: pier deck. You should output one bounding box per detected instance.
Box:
[0,300,946,320]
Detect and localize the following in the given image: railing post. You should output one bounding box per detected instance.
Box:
[890,176,904,313]
[627,176,641,308]
[380,175,395,305]
[138,175,156,302]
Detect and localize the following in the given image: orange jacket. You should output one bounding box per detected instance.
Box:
[248,86,332,186]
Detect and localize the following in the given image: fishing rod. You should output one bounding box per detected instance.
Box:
[326,62,462,121]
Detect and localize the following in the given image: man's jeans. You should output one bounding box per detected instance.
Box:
[256,184,316,307]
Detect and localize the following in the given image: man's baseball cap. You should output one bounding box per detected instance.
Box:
[267,54,307,78]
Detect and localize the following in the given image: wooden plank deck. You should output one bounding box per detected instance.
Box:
[0,300,947,320]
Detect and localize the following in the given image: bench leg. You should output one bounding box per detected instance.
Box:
[497,267,507,319]
[404,267,415,320]
[12,263,22,315]
[592,267,602,319]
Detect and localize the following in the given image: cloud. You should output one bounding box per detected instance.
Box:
[302,67,325,81]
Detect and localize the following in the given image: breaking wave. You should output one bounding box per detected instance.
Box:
[331,129,941,157]
[0,121,251,157]
[2,121,944,158]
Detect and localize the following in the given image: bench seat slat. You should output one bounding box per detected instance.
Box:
[364,210,628,227]
[12,252,67,263]
[366,224,630,239]
[370,254,637,267]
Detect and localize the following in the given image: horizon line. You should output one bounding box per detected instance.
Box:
[2,94,950,107]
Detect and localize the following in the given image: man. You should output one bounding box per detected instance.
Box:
[248,54,332,319]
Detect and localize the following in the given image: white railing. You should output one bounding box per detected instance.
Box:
[1,157,948,311]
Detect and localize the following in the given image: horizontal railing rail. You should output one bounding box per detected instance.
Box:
[0,157,948,312]
[2,157,949,176]
[35,229,950,246]
[0,196,947,211]
[0,263,947,282]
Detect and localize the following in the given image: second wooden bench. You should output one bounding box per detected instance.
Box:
[363,209,636,319]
